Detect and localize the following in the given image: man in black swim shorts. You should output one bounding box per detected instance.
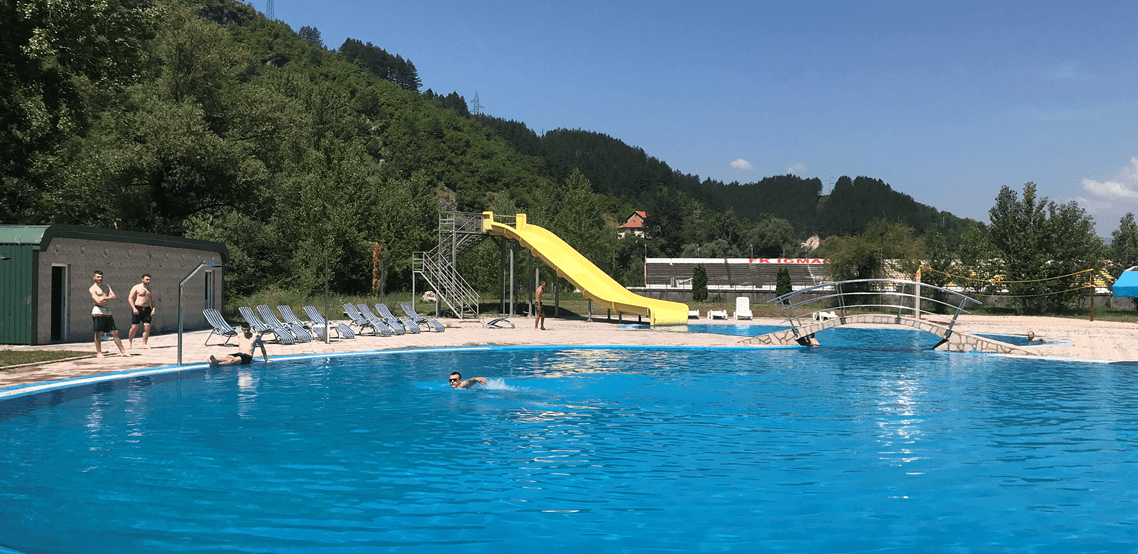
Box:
[128,273,156,348]
[209,323,270,366]
[90,270,127,357]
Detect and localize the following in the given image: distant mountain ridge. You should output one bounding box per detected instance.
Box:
[477,116,972,237]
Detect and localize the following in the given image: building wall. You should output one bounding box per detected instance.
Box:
[35,238,224,344]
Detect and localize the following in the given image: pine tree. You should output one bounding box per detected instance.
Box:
[776,267,792,296]
[692,264,708,302]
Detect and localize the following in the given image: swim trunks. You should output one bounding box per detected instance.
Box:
[93,316,117,333]
[132,306,153,325]
[232,352,253,365]
[92,305,112,316]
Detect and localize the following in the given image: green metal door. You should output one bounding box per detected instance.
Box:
[0,245,35,344]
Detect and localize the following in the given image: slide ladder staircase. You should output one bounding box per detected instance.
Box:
[412,212,485,318]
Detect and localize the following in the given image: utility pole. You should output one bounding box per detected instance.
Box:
[879,232,885,277]
[266,0,275,20]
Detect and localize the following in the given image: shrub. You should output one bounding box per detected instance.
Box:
[776,266,792,296]
[692,264,708,301]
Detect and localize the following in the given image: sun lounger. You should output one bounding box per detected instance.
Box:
[376,303,419,334]
[688,310,700,319]
[482,317,514,329]
[304,305,355,339]
[343,303,389,336]
[359,304,400,335]
[400,302,445,332]
[258,305,312,342]
[707,309,728,320]
[734,297,753,320]
[239,306,296,345]
[812,310,838,321]
[203,308,238,346]
[278,305,326,340]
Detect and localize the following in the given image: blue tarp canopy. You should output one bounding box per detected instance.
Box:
[1112,270,1138,297]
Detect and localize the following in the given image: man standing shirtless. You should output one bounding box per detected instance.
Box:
[534,280,546,330]
[90,270,127,357]
[128,273,156,348]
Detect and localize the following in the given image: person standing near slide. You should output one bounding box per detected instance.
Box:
[535,280,546,330]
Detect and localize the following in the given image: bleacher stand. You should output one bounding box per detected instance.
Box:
[645,258,826,289]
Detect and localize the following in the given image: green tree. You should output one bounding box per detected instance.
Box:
[987,183,1103,313]
[920,230,956,313]
[549,169,609,267]
[1110,213,1138,275]
[643,189,689,256]
[741,214,795,257]
[824,219,923,308]
[775,266,792,296]
[692,264,708,302]
[953,222,997,295]
[2,0,156,221]
[298,26,322,47]
[825,219,923,281]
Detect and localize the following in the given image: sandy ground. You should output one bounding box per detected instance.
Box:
[2,313,1135,396]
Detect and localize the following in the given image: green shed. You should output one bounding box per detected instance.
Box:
[0,225,228,345]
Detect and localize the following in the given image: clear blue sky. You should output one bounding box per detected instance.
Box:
[272,0,1138,236]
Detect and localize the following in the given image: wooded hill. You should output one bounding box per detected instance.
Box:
[2,0,973,297]
[478,119,971,238]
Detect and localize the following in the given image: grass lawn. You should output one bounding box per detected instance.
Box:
[1,350,90,368]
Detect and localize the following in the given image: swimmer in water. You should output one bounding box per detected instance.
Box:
[449,371,487,389]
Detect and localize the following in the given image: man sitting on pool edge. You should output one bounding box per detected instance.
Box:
[450,372,487,389]
[209,323,270,366]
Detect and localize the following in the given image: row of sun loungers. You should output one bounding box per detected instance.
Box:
[203,303,444,346]
[341,303,445,336]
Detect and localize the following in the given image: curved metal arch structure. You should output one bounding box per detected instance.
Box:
[746,279,1032,354]
[773,279,980,335]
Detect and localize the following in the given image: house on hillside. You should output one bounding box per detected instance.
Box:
[618,211,647,238]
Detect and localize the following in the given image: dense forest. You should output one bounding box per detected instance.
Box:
[15,0,1096,306]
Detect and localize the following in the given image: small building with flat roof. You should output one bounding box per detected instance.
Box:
[0,225,227,345]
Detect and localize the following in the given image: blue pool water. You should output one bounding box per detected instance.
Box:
[977,333,1056,347]
[2,328,1137,552]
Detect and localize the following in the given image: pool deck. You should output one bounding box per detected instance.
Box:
[2,314,1136,393]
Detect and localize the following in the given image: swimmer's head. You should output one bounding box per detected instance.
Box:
[449,371,462,388]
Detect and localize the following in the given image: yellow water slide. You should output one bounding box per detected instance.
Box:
[482,212,689,326]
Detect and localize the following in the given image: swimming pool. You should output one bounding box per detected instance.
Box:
[1,328,1136,552]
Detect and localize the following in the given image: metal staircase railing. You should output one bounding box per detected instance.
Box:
[412,212,485,318]
[413,250,480,318]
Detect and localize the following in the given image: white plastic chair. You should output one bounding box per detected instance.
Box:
[734,297,753,320]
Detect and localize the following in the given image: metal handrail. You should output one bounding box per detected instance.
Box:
[768,279,981,338]
[413,251,480,318]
